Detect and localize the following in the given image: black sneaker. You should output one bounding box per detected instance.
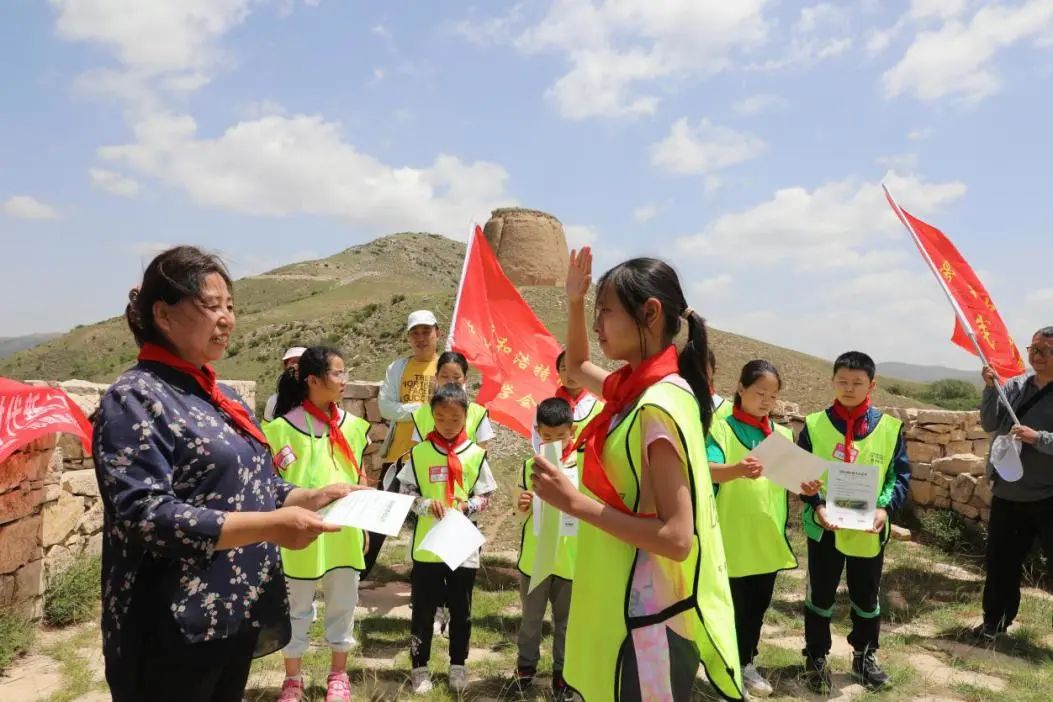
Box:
[803,650,832,694]
[552,670,570,700]
[510,667,534,694]
[852,650,891,690]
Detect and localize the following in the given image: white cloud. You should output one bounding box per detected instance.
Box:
[633,202,660,223]
[564,224,599,249]
[679,171,990,368]
[691,274,733,302]
[732,93,787,116]
[651,118,766,175]
[2,195,61,220]
[89,168,141,196]
[513,0,770,120]
[883,0,1053,102]
[371,24,391,39]
[908,127,932,141]
[676,171,967,272]
[97,112,515,237]
[909,0,969,22]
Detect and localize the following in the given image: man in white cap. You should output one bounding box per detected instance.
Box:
[363,310,441,576]
[262,346,306,423]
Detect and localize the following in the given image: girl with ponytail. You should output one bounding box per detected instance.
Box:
[263,346,372,702]
[529,248,744,701]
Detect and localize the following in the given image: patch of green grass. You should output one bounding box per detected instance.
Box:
[42,626,103,702]
[44,556,101,627]
[0,608,35,674]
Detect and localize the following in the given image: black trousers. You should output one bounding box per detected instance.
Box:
[362,460,401,578]
[106,612,259,702]
[804,529,884,657]
[410,561,476,668]
[982,495,1053,630]
[729,572,778,665]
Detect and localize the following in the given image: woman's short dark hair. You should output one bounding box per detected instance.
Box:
[125,246,233,347]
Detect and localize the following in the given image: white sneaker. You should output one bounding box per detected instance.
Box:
[743,662,773,698]
[448,664,468,692]
[410,667,433,695]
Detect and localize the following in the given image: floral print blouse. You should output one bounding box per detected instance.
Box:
[93,362,294,661]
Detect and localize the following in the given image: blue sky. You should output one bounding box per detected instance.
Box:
[2,0,1050,371]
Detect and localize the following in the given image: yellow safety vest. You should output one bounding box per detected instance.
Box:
[264,407,369,578]
[517,456,579,580]
[802,411,902,558]
[564,381,743,701]
[411,402,489,443]
[709,417,797,578]
[408,439,486,564]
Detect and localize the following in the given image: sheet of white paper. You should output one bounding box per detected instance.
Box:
[418,509,486,570]
[529,441,567,593]
[745,432,829,492]
[991,434,1023,482]
[320,489,416,536]
[825,462,879,531]
[559,463,579,536]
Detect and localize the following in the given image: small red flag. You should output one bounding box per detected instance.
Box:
[0,378,93,462]
[449,227,563,437]
[885,191,1025,382]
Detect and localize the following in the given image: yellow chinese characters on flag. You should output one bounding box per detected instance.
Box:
[449,227,562,437]
[888,199,1025,381]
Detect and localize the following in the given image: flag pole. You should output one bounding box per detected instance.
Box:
[883,183,1020,425]
[446,223,477,352]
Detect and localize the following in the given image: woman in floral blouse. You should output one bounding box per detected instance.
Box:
[93,246,359,702]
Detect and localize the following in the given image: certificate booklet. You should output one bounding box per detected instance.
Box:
[824,462,879,531]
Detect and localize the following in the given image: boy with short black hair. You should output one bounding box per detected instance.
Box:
[530,350,604,451]
[515,397,578,699]
[797,351,911,693]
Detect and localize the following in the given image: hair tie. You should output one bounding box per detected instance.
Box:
[681,307,695,320]
[128,286,141,303]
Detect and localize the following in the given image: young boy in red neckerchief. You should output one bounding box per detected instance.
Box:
[796,351,911,694]
[530,350,604,452]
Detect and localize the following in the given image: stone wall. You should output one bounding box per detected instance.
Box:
[0,378,257,620]
[341,381,388,483]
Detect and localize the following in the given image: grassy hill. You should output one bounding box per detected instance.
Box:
[0,232,928,414]
[0,333,61,359]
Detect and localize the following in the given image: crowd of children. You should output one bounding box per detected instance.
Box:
[261,246,913,702]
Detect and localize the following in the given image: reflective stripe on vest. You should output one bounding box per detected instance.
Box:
[263,409,370,578]
[411,402,488,443]
[409,440,485,564]
[803,411,902,558]
[563,381,743,701]
[517,457,578,580]
[709,417,798,578]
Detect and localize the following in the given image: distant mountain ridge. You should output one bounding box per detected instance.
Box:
[0,333,62,359]
[879,361,984,387]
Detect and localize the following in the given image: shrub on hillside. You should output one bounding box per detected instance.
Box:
[44,556,101,627]
[0,609,34,674]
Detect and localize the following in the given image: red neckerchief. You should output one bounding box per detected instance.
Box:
[426,429,468,506]
[732,406,773,437]
[303,400,363,480]
[555,385,586,412]
[832,397,872,462]
[137,343,268,447]
[573,345,679,515]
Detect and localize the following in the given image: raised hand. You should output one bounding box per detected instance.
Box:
[566,247,593,304]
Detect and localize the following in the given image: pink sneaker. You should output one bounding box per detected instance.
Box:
[326,671,352,702]
[278,676,304,702]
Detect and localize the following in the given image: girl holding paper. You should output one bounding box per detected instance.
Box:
[397,383,498,695]
[264,346,371,702]
[706,360,821,698]
[529,249,744,702]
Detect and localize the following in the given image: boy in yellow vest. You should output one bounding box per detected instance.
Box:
[363,310,441,577]
[797,351,911,693]
[396,383,498,695]
[514,397,578,698]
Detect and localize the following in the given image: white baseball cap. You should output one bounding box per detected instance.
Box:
[406,310,438,331]
[282,346,307,362]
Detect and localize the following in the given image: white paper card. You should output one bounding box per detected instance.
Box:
[745,432,829,492]
[825,462,879,531]
[418,509,486,570]
[991,434,1023,482]
[320,489,416,537]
